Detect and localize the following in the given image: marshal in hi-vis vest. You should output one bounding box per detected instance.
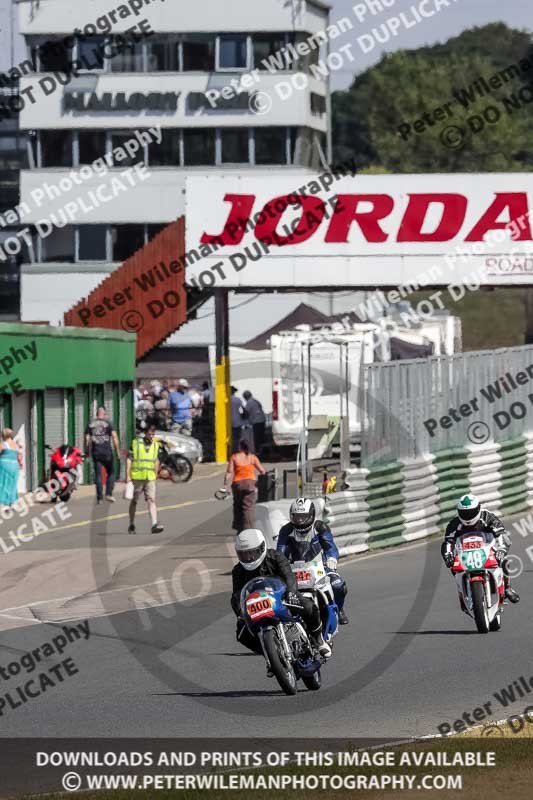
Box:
[130,438,160,481]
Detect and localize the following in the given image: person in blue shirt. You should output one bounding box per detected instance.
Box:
[277,497,349,625]
[169,379,193,436]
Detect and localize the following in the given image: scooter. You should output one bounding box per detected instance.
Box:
[45,444,84,502]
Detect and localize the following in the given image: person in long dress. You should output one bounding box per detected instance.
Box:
[0,428,20,507]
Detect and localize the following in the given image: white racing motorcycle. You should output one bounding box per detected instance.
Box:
[451,530,505,633]
[291,553,339,648]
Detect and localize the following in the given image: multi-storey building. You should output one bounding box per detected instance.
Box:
[16,0,331,323]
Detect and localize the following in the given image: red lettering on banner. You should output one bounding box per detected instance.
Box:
[255,195,326,246]
[465,193,531,241]
[200,194,255,245]
[325,195,394,243]
[397,194,468,242]
[199,191,533,247]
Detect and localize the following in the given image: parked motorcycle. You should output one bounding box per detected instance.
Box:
[292,553,339,648]
[157,438,193,483]
[451,530,505,633]
[240,576,324,695]
[44,444,84,503]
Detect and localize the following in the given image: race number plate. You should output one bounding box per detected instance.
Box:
[295,570,311,584]
[461,549,485,570]
[246,591,275,621]
[462,538,484,550]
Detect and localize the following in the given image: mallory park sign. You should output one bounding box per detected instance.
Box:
[63,91,180,113]
[184,173,533,289]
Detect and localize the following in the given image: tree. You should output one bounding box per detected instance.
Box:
[331,23,533,344]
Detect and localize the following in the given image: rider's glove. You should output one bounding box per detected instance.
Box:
[285,592,303,608]
[326,558,338,570]
[444,552,454,568]
[495,549,506,565]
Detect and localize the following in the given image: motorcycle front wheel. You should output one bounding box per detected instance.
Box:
[262,628,297,696]
[167,455,193,483]
[471,580,490,633]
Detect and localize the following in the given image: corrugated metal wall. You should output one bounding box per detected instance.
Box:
[64,219,187,360]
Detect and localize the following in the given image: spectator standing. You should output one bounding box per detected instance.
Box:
[202,381,214,407]
[126,423,164,535]
[169,379,193,435]
[224,439,266,532]
[154,388,171,430]
[243,390,266,455]
[133,384,143,410]
[189,385,202,419]
[85,407,121,504]
[230,386,246,453]
[0,428,19,507]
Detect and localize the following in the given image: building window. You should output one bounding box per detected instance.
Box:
[221,129,249,163]
[147,224,167,242]
[182,35,215,71]
[78,131,107,164]
[40,130,72,167]
[254,128,287,165]
[77,225,107,261]
[217,34,248,70]
[147,36,180,71]
[40,227,75,263]
[33,38,72,72]
[112,225,145,262]
[253,34,288,70]
[109,37,144,72]
[111,132,146,166]
[149,129,181,166]
[311,93,326,115]
[76,36,106,71]
[183,129,215,165]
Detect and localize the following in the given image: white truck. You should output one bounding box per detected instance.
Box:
[270,325,381,448]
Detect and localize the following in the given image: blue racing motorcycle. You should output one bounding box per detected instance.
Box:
[240,576,323,695]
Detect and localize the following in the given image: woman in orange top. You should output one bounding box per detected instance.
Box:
[224,439,266,532]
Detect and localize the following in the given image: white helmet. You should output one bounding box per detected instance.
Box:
[289,497,316,534]
[457,494,481,526]
[235,528,267,571]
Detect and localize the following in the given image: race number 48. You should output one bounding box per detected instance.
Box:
[464,550,485,569]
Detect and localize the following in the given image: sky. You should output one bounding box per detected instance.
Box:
[328,0,532,89]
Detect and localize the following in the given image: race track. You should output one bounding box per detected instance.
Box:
[1,473,532,742]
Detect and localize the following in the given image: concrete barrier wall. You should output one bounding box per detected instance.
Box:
[254,440,532,559]
[325,437,533,556]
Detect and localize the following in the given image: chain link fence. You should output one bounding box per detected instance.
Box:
[361,345,533,467]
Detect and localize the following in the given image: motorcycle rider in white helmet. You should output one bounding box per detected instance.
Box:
[277,498,349,625]
[231,528,332,659]
[441,494,520,604]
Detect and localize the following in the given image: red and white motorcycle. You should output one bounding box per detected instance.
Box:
[451,531,505,633]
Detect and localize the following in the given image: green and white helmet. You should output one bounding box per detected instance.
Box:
[457,494,481,526]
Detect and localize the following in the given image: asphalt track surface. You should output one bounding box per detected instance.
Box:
[0,468,532,742]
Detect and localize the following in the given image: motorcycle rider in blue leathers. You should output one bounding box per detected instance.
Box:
[277,498,349,625]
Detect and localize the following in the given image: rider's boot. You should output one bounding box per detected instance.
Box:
[338,608,349,625]
[505,585,520,603]
[310,626,332,658]
[504,576,520,604]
